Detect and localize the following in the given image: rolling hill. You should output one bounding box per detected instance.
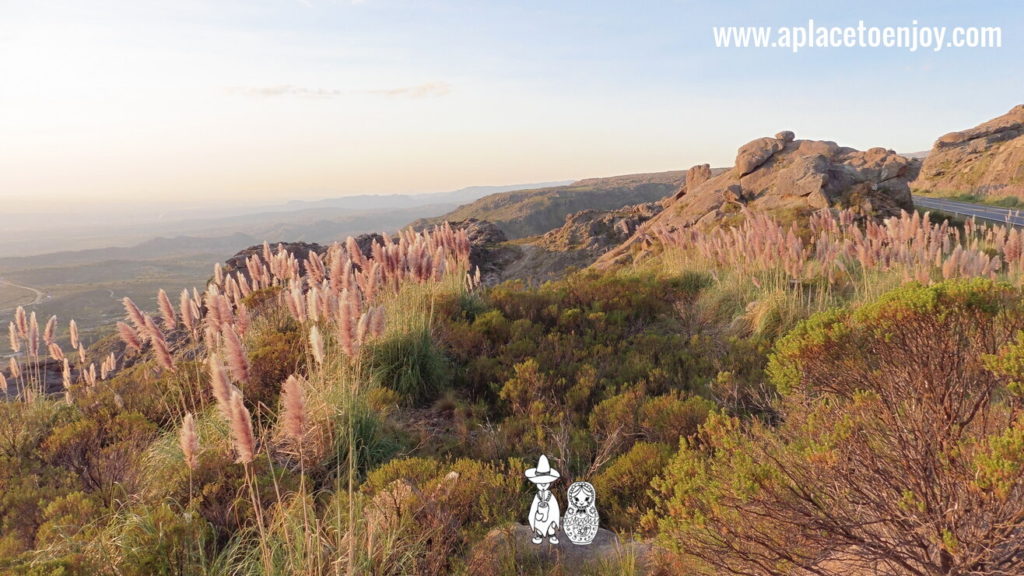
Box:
[414,171,686,239]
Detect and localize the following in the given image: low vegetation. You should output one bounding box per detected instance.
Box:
[2,209,1023,575]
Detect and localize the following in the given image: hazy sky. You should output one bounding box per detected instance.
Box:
[1,0,1021,210]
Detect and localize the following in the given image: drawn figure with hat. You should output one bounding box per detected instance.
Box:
[525,454,561,544]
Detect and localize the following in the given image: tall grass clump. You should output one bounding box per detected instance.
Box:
[652,208,1024,337]
[3,223,476,575]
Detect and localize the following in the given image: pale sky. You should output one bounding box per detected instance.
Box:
[1,0,1021,211]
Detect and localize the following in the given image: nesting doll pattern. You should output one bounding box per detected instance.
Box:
[563,481,599,545]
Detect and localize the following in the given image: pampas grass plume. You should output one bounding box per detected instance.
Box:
[280,374,307,442]
[309,325,324,366]
[69,320,79,350]
[222,326,249,384]
[209,354,232,419]
[14,306,27,337]
[28,312,38,357]
[180,289,194,332]
[43,315,56,345]
[9,322,20,353]
[229,390,255,464]
[180,413,199,470]
[123,297,146,330]
[158,289,177,331]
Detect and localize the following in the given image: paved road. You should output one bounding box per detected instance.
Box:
[913,195,1024,227]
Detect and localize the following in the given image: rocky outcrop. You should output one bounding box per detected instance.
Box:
[496,203,663,283]
[537,203,662,253]
[467,524,654,574]
[596,132,920,267]
[223,241,327,280]
[672,164,713,201]
[220,221,508,283]
[736,136,788,176]
[914,104,1024,196]
[1,358,68,398]
[687,163,713,189]
[445,219,516,285]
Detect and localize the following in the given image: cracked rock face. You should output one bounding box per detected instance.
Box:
[595,131,920,267]
[914,105,1024,196]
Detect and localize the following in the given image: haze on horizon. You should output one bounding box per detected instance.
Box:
[1,0,1022,213]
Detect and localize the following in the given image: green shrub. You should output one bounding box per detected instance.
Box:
[651,279,1024,575]
[594,441,674,532]
[364,457,444,495]
[247,321,306,408]
[100,501,215,576]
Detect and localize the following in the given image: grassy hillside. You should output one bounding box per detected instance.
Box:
[2,212,1024,574]
[417,171,685,239]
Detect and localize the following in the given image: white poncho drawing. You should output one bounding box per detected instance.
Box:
[525,454,561,544]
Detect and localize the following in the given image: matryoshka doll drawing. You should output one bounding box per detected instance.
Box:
[563,481,599,545]
[525,454,561,544]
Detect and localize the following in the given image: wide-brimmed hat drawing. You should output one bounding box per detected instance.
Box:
[525,454,560,484]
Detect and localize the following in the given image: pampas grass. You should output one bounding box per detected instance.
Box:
[279,375,307,445]
[14,305,27,336]
[180,288,195,332]
[123,297,146,331]
[43,315,56,345]
[655,209,1014,293]
[48,342,64,362]
[117,321,142,352]
[158,289,177,331]
[309,326,324,367]
[8,321,19,353]
[28,311,38,357]
[222,325,250,384]
[229,390,255,464]
[0,222,476,571]
[180,413,199,470]
[150,330,175,373]
[209,354,233,420]
[69,319,80,349]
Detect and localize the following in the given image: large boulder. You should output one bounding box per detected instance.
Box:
[914,104,1024,197]
[686,163,713,189]
[736,136,787,176]
[671,163,714,202]
[466,524,654,574]
[595,132,920,267]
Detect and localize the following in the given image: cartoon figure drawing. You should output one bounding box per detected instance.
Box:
[563,481,599,545]
[525,454,561,544]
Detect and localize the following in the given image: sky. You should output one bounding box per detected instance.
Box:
[0,0,1021,211]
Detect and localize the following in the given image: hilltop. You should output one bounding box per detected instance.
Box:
[596,131,920,267]
[914,104,1024,201]
[414,171,685,239]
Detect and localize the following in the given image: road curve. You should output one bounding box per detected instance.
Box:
[912,195,1024,227]
[0,279,45,313]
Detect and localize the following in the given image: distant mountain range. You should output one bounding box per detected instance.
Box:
[280,183,573,212]
[0,181,571,258]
